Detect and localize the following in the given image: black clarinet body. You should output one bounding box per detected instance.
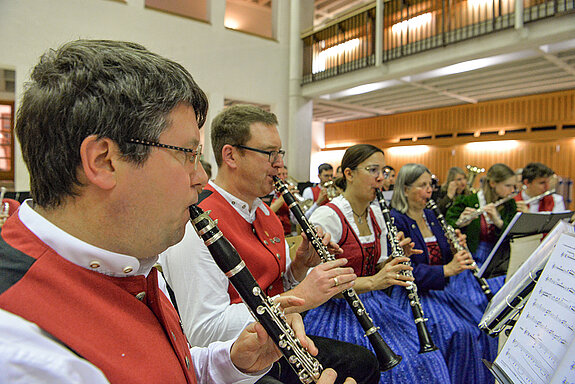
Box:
[188,205,322,384]
[375,189,438,354]
[273,176,402,371]
[426,199,494,300]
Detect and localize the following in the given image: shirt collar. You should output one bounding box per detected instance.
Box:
[18,200,157,277]
[209,180,270,223]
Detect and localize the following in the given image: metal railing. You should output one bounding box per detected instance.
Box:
[302,0,574,84]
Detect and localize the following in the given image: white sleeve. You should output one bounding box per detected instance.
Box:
[0,309,110,384]
[309,205,343,243]
[553,194,567,212]
[190,340,268,384]
[371,204,389,263]
[159,222,253,347]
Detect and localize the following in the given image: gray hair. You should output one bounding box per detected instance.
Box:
[391,163,432,213]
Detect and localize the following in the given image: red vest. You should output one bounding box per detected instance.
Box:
[312,186,329,206]
[326,203,382,277]
[199,185,286,303]
[514,192,555,212]
[0,214,196,384]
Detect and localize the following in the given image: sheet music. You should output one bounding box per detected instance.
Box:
[494,232,575,384]
[481,220,574,328]
[550,337,575,383]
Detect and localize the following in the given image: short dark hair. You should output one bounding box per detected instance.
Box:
[522,162,554,183]
[211,104,278,167]
[338,144,384,191]
[318,163,333,174]
[16,40,208,208]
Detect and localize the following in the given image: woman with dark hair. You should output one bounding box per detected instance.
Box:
[434,167,471,215]
[303,145,451,384]
[390,163,496,384]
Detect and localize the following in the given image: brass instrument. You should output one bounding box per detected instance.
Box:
[375,189,439,354]
[322,180,339,201]
[466,165,485,192]
[286,176,313,212]
[0,187,7,227]
[274,177,402,371]
[189,205,323,383]
[455,189,521,227]
[426,199,493,300]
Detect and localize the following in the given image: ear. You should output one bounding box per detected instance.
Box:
[343,167,353,183]
[79,135,118,190]
[221,144,239,170]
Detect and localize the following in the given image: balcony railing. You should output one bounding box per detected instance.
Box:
[302,0,574,84]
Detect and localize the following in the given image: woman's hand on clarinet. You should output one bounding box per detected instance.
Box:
[230,312,317,373]
[443,250,475,277]
[286,258,356,312]
[371,257,414,290]
[397,231,423,258]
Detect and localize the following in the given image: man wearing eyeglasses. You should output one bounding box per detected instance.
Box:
[0,40,352,384]
[161,105,380,384]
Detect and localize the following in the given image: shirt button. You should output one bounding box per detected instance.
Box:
[135,292,146,301]
[123,266,134,274]
[89,261,101,269]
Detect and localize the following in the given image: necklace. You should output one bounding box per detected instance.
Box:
[351,207,369,224]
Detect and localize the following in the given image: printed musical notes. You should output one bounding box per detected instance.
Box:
[493,233,575,384]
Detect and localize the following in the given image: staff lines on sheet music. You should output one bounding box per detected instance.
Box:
[523,312,569,345]
[517,325,556,374]
[552,263,575,277]
[537,289,575,313]
[532,302,575,333]
[561,251,575,262]
[521,316,560,365]
[546,273,575,296]
[501,350,537,384]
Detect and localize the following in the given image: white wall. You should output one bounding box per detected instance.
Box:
[0,0,292,190]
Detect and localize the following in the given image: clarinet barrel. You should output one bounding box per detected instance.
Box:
[375,189,438,354]
[426,199,494,301]
[188,205,322,384]
[273,176,402,371]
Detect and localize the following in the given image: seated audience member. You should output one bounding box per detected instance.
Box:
[161,105,379,384]
[434,167,472,215]
[0,39,350,384]
[382,165,395,191]
[305,145,452,384]
[303,163,334,217]
[390,164,497,384]
[515,162,566,213]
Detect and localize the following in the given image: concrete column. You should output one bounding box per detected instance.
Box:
[204,92,225,179]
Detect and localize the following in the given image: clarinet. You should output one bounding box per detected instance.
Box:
[426,199,494,300]
[274,177,402,370]
[188,205,322,384]
[375,189,439,354]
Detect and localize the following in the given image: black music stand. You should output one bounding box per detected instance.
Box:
[478,211,574,279]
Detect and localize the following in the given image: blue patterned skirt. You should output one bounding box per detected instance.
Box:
[390,281,495,384]
[304,290,451,384]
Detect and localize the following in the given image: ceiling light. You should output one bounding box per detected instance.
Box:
[465,140,520,152]
[387,145,430,156]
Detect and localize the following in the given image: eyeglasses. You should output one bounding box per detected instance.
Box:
[234,144,285,163]
[129,138,202,169]
[363,166,386,177]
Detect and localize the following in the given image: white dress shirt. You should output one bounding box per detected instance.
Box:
[160,180,299,347]
[309,195,388,263]
[302,185,320,218]
[0,200,263,384]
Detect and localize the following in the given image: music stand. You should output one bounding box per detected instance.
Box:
[478,211,574,279]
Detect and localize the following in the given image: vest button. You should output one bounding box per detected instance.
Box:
[123,266,134,274]
[264,240,268,245]
[135,292,146,301]
[276,253,281,259]
[185,355,190,369]
[89,261,100,269]
[269,284,273,290]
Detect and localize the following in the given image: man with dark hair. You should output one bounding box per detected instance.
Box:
[0,40,348,384]
[161,105,380,384]
[382,165,396,192]
[302,163,334,217]
[515,162,566,213]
